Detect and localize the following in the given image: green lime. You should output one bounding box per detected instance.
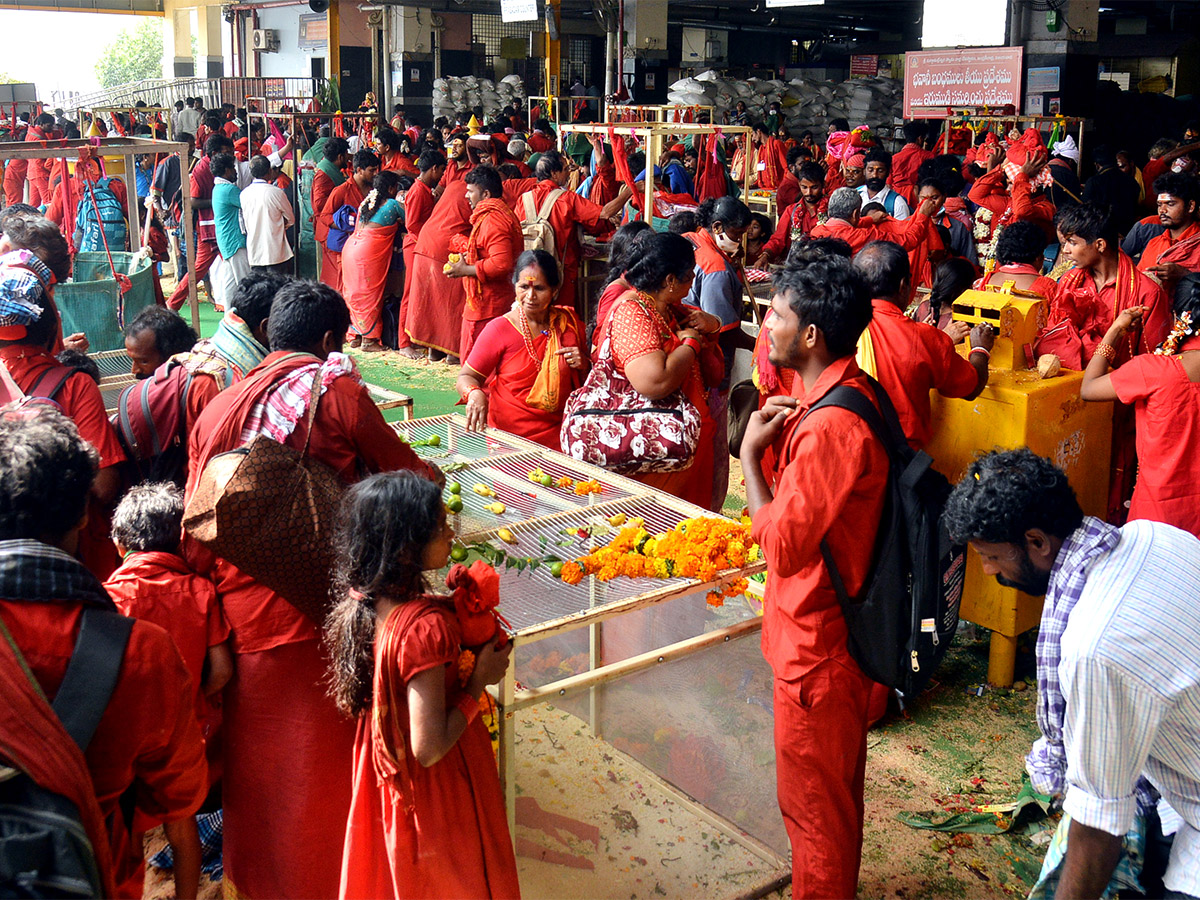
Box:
[448,481,461,494]
[550,561,564,578]
[539,473,553,487]
[427,434,441,447]
[450,546,468,562]
[447,496,463,513]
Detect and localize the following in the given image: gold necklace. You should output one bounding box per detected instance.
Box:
[516,305,547,363]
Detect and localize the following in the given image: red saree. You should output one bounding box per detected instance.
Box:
[464,307,587,448]
[343,220,398,341]
[405,192,472,355]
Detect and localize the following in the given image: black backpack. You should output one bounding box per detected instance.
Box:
[802,378,965,700]
[0,608,133,898]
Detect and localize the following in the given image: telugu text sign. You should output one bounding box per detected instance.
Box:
[903,47,1023,118]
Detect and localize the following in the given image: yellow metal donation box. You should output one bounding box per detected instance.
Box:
[924,287,1113,686]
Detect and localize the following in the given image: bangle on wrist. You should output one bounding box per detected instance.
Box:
[968,346,990,358]
[463,386,484,401]
[681,337,702,355]
[1094,341,1117,363]
[455,692,481,724]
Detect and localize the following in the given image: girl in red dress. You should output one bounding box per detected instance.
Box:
[327,472,519,900]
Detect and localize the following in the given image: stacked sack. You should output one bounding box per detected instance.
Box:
[666,70,902,134]
[432,74,526,121]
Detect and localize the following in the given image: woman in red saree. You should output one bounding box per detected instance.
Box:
[594,232,717,509]
[342,171,404,352]
[458,250,588,448]
[328,472,519,900]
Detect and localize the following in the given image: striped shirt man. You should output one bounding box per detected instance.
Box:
[1058,519,1200,898]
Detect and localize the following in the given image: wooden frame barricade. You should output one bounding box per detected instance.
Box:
[389,414,787,891]
[0,136,199,333]
[558,122,754,228]
[607,103,715,125]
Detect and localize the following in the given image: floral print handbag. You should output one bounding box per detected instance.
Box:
[559,332,701,475]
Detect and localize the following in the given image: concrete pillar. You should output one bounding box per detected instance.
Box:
[195,5,225,78]
[165,5,194,78]
[390,6,435,120]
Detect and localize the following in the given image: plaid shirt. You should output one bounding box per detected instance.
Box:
[1027,516,1120,796]
[0,539,114,608]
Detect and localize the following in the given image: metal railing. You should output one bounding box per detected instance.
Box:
[56,77,327,114]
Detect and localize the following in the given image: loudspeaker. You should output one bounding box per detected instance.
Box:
[309,0,329,13]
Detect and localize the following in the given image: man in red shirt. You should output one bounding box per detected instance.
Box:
[397,149,446,357]
[889,121,935,204]
[185,281,438,900]
[166,134,235,311]
[0,405,207,899]
[853,241,993,449]
[810,186,935,255]
[739,257,887,899]
[1138,171,1200,296]
[758,161,829,265]
[446,165,524,359]
[439,135,475,188]
[1039,203,1168,522]
[515,149,620,307]
[316,149,379,294]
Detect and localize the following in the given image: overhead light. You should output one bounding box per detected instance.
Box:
[766,0,824,6]
[791,39,799,45]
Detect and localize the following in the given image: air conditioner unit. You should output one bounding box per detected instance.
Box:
[251,28,280,52]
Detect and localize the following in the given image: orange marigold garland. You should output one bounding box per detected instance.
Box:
[558,516,756,603]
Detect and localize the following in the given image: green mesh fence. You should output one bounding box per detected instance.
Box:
[56,252,157,352]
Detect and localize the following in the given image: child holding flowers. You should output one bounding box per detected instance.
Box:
[325,471,519,899]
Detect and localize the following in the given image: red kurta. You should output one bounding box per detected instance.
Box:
[405,191,472,354]
[339,598,520,900]
[104,550,229,730]
[464,308,586,448]
[463,199,524,322]
[751,354,887,900]
[186,351,436,899]
[0,601,207,898]
[864,299,979,449]
[809,212,932,256]
[1109,351,1200,537]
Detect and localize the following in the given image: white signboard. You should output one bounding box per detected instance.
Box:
[501,0,538,24]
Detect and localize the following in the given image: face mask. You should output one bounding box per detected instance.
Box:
[865,177,887,192]
[714,231,741,254]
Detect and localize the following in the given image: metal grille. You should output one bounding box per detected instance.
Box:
[564,36,593,86]
[471,13,544,87]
